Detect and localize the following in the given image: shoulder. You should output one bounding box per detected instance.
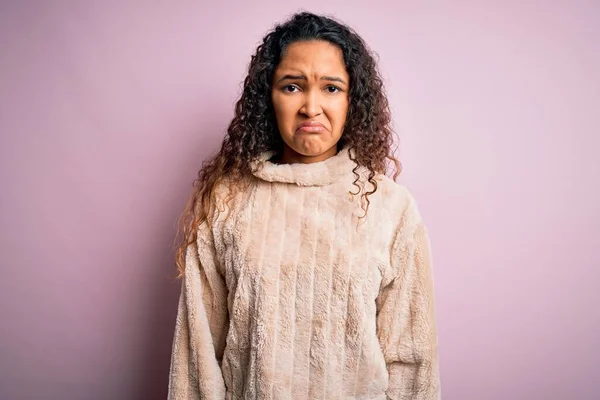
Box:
[206,177,242,225]
[373,173,424,229]
[210,176,257,226]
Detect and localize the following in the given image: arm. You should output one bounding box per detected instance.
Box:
[377,210,441,400]
[168,221,229,399]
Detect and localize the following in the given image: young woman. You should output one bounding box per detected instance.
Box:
[169,12,440,400]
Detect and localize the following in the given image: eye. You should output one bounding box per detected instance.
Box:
[282,84,300,93]
[325,85,342,94]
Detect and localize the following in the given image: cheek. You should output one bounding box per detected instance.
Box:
[330,99,349,130]
[272,95,296,127]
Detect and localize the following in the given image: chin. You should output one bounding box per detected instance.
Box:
[289,139,338,157]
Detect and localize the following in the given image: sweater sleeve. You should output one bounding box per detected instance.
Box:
[168,221,229,400]
[376,210,441,400]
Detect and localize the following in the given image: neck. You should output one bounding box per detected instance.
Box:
[279,144,338,164]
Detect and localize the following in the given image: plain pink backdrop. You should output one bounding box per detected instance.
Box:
[1,1,598,399]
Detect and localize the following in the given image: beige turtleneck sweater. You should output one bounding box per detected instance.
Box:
[168,148,440,400]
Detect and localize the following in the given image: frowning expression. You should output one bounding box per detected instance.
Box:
[271,40,350,163]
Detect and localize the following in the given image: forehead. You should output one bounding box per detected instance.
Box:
[276,40,348,76]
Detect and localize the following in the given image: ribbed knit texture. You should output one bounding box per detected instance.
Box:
[168,148,441,399]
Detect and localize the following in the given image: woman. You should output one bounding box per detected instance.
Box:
[169,11,440,400]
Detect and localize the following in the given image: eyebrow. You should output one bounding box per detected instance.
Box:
[277,74,347,85]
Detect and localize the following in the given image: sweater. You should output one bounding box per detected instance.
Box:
[168,147,441,400]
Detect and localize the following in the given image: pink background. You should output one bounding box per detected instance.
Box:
[1,1,598,399]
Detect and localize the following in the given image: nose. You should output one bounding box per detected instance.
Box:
[300,89,322,117]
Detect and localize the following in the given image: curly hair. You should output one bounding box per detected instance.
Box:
[175,11,401,277]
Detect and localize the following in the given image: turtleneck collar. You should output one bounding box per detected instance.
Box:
[250,147,357,187]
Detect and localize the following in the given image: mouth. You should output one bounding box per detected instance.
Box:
[296,121,326,133]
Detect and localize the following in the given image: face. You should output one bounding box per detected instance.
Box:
[271,40,350,164]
